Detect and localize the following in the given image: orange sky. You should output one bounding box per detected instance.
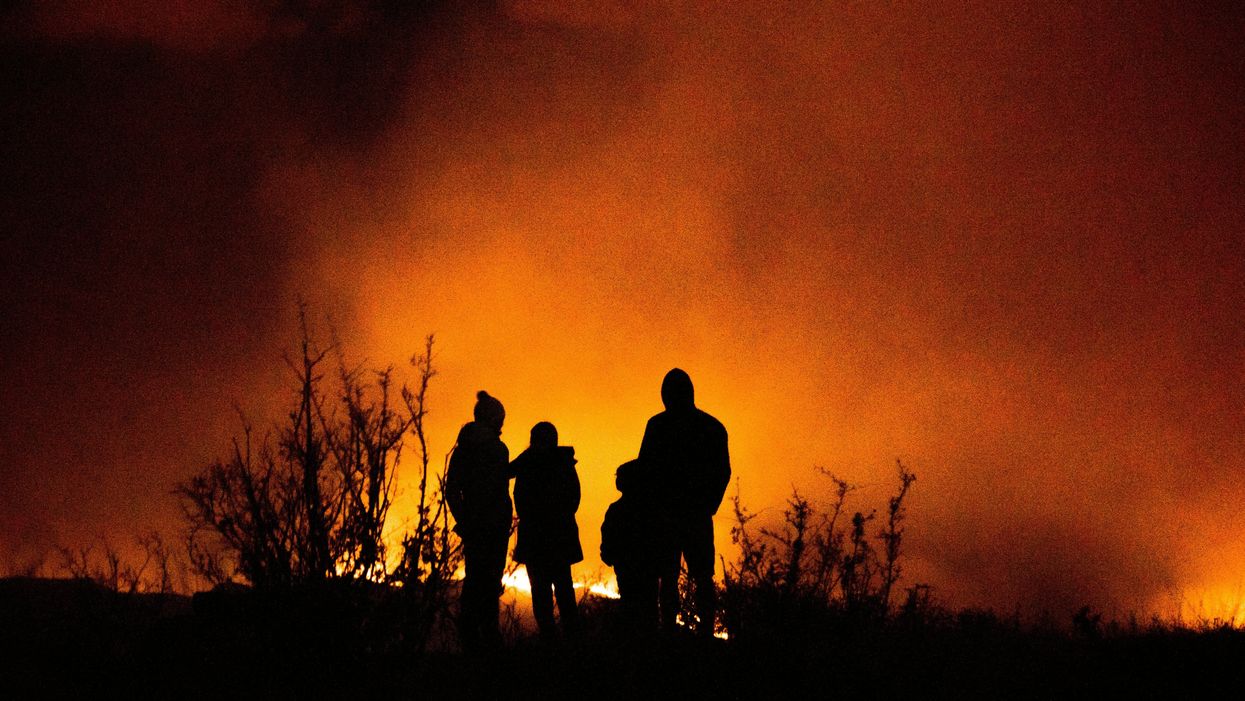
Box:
[3,1,1244,618]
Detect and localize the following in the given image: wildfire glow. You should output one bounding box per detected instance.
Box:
[504,568,724,636]
[500,568,621,600]
[1167,584,1245,628]
[581,581,621,600]
[501,568,531,594]
[5,1,1243,629]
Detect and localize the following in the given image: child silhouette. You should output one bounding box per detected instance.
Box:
[601,458,673,630]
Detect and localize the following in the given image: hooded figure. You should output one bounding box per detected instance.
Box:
[446,390,512,651]
[638,368,730,635]
[511,421,582,638]
[512,422,583,566]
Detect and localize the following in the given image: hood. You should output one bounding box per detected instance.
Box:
[660,368,695,410]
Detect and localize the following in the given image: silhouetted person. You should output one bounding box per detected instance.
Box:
[601,458,673,631]
[639,368,730,636]
[511,421,582,640]
[446,390,511,652]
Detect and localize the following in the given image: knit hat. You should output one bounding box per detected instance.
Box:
[473,390,505,429]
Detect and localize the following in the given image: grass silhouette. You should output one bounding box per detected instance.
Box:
[5,571,1245,699]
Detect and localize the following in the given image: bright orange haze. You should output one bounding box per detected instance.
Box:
[2,1,1243,621]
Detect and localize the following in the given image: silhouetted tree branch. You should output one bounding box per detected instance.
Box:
[177,316,455,587]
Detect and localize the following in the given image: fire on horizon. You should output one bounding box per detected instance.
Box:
[1,1,1243,621]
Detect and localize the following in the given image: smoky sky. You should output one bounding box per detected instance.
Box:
[3,1,1244,616]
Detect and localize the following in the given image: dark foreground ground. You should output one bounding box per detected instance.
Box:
[4,577,1245,699]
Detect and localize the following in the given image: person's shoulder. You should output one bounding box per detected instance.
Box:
[645,411,673,429]
[511,447,533,471]
[695,408,726,433]
[605,496,629,516]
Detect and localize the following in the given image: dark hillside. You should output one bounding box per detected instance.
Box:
[4,577,1245,699]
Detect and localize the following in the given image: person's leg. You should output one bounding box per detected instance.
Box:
[615,567,636,629]
[658,570,678,631]
[618,566,657,632]
[459,537,484,651]
[658,530,683,632]
[636,569,660,632]
[692,573,717,637]
[526,562,556,638]
[479,531,509,647]
[551,564,579,632]
[684,516,717,637]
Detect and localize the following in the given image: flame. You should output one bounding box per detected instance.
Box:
[505,568,724,637]
[1165,583,1245,627]
[674,613,730,640]
[499,568,622,600]
[580,580,621,600]
[501,568,532,594]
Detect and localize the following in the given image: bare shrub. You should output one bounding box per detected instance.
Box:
[721,460,919,637]
[177,314,456,583]
[1,550,48,578]
[387,336,463,653]
[174,312,461,651]
[53,532,181,594]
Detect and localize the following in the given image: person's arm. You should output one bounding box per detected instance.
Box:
[511,456,527,520]
[571,469,581,514]
[600,504,617,567]
[445,444,467,527]
[503,443,517,479]
[709,426,731,516]
[638,416,659,464]
[564,447,581,514]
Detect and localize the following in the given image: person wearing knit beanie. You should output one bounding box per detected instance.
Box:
[446,389,512,652]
